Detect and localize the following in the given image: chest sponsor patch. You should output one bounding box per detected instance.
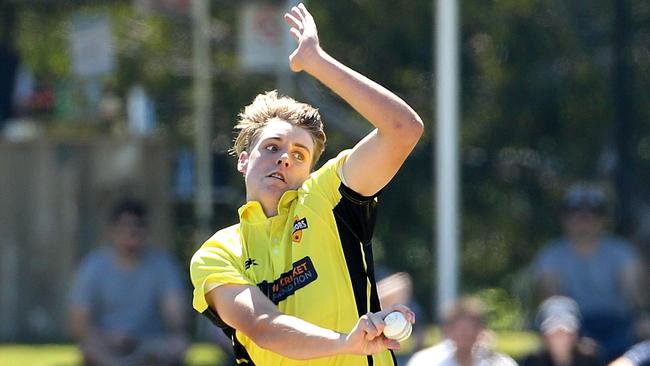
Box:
[292,216,308,243]
[257,256,318,304]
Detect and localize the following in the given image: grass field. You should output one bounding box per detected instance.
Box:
[0,331,540,366]
[0,343,226,366]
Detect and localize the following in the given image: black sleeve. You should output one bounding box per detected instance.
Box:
[333,183,381,245]
[333,183,383,318]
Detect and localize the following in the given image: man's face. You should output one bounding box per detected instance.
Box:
[543,328,577,362]
[111,212,146,255]
[444,316,484,356]
[562,208,605,239]
[238,119,314,214]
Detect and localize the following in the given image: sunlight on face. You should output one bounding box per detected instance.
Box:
[239,119,315,216]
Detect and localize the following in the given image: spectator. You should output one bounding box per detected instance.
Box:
[406,296,517,366]
[531,182,648,362]
[609,340,650,366]
[68,198,189,366]
[520,296,601,366]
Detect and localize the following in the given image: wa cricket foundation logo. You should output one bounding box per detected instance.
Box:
[257,256,318,304]
[292,216,308,243]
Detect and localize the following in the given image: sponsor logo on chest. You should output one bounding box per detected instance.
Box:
[257,256,318,304]
[291,216,308,243]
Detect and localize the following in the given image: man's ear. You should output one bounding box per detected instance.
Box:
[237,151,249,174]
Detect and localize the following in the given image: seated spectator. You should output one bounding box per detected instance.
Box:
[531,182,648,362]
[68,198,189,366]
[406,295,517,366]
[520,296,601,366]
[608,340,650,366]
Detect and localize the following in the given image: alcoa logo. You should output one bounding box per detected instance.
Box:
[292,216,308,243]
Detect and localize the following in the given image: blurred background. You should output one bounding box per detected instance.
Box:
[0,0,649,364]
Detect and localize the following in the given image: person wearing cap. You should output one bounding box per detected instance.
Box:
[531,182,648,363]
[520,296,601,366]
[406,296,517,366]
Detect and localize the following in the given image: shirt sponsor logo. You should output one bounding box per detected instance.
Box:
[292,216,308,243]
[257,256,318,304]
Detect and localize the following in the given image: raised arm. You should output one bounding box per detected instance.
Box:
[284,4,424,196]
[207,283,414,360]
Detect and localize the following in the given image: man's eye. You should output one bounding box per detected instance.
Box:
[293,152,304,161]
[266,145,278,152]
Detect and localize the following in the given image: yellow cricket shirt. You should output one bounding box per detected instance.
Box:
[190,150,396,366]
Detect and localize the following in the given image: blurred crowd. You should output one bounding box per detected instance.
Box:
[402,182,648,366]
[62,181,648,366]
[528,183,648,364]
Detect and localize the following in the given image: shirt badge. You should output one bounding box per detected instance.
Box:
[292,216,308,243]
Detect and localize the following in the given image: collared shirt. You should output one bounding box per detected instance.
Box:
[407,340,518,366]
[532,235,639,317]
[70,246,184,339]
[190,150,395,366]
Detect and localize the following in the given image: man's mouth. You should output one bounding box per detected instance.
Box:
[268,172,285,182]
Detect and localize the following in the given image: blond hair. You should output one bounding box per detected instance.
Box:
[231,90,326,169]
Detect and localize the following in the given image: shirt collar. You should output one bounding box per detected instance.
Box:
[238,190,298,222]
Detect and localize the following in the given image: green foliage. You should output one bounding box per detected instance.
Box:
[495,330,541,359]
[16,7,70,78]
[476,287,526,331]
[9,0,650,322]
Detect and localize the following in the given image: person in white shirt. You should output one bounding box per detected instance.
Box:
[407,296,517,366]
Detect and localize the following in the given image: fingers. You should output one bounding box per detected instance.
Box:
[365,312,385,340]
[362,312,401,350]
[288,28,301,42]
[291,6,305,23]
[283,11,304,44]
[358,314,378,341]
[383,337,401,350]
[297,3,311,20]
[283,13,301,30]
[289,3,314,29]
[284,4,311,40]
[378,304,416,324]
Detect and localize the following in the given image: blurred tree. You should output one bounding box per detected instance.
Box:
[7,0,650,325]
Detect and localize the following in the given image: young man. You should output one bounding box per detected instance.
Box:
[69,198,189,366]
[190,3,423,365]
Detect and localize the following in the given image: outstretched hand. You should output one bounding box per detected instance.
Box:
[344,304,416,355]
[283,3,321,73]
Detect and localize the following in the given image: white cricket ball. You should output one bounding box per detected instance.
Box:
[382,311,412,342]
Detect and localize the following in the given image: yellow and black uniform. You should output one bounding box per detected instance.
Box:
[190,150,396,366]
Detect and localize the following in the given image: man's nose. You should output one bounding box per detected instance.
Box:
[277,153,290,167]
